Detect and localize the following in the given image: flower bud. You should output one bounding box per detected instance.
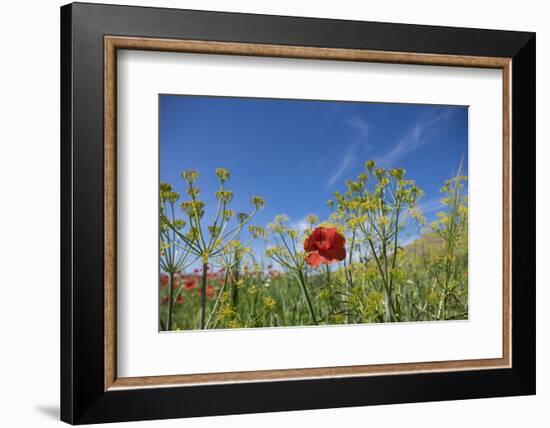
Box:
[216,190,234,203]
[181,169,198,183]
[365,160,376,170]
[251,195,266,209]
[215,168,231,183]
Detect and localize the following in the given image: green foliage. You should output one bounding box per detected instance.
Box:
[160,162,468,331]
[160,167,265,329]
[328,160,424,322]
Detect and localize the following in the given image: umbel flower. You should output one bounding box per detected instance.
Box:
[304,226,346,268]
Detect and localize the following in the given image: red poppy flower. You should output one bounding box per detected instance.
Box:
[184,280,196,291]
[198,285,216,298]
[206,285,216,298]
[160,274,169,287]
[176,295,184,304]
[160,296,169,305]
[304,227,346,268]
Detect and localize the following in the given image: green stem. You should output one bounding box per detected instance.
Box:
[384,288,393,322]
[388,207,401,291]
[166,271,175,331]
[205,268,229,329]
[232,257,240,306]
[345,231,356,323]
[296,269,318,325]
[366,237,392,322]
[325,265,335,317]
[200,262,208,329]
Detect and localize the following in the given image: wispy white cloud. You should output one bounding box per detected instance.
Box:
[346,116,369,140]
[326,144,357,187]
[291,217,309,234]
[376,108,454,167]
[326,116,370,187]
[418,197,444,214]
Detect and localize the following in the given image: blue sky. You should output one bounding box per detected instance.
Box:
[160,95,468,257]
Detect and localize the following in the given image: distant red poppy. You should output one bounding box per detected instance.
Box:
[198,285,216,298]
[160,274,169,287]
[304,227,346,268]
[160,295,169,305]
[206,285,215,298]
[184,280,196,291]
[176,295,184,304]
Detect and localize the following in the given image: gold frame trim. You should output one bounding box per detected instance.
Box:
[104,36,512,391]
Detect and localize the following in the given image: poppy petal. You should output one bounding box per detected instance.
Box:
[334,247,346,261]
[319,247,346,262]
[303,235,317,252]
[332,231,346,248]
[306,251,323,268]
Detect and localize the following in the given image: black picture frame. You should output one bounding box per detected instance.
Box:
[61,2,535,424]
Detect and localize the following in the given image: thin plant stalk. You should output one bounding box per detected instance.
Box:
[295,269,317,325]
[204,268,230,329]
[325,265,336,317]
[199,262,208,329]
[232,256,240,306]
[166,271,175,331]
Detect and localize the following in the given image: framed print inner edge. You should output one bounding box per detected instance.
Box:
[104,35,512,391]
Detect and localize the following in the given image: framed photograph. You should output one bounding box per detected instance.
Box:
[61,2,535,424]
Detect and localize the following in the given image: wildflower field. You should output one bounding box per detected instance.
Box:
[158,95,468,331]
[159,161,468,331]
